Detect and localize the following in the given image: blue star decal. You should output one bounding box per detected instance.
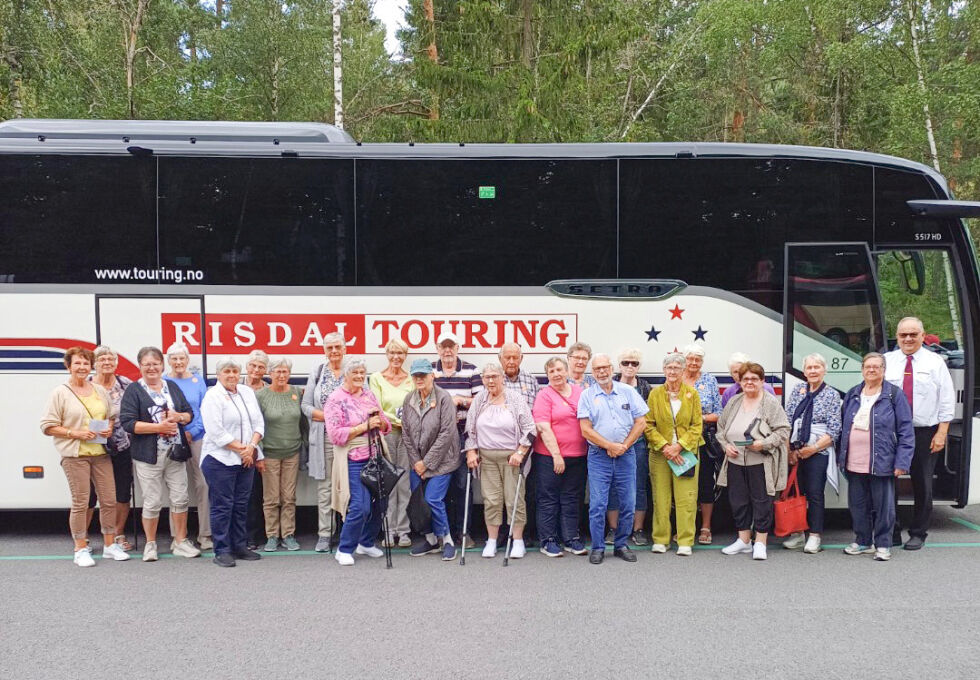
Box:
[645,326,661,342]
[691,325,708,341]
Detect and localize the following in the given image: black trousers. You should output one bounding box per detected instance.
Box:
[726,462,773,534]
[245,469,264,545]
[896,425,940,539]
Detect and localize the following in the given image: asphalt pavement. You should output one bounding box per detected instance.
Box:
[2,506,980,680]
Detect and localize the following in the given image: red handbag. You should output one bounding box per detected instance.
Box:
[773,464,808,537]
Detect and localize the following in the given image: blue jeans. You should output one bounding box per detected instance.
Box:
[798,453,828,533]
[608,439,650,512]
[338,459,382,554]
[847,472,896,549]
[410,470,452,538]
[201,456,254,556]
[534,454,587,545]
[587,443,638,550]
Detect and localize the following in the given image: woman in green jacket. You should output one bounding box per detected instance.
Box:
[644,352,703,556]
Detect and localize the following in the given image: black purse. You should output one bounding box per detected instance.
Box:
[703,423,725,461]
[360,428,406,500]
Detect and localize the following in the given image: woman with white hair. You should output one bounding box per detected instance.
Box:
[242,349,270,548]
[369,338,414,548]
[302,332,347,552]
[256,357,304,551]
[165,342,212,549]
[644,352,703,555]
[326,357,392,566]
[464,362,535,559]
[607,348,652,546]
[681,344,722,545]
[782,353,842,554]
[721,352,775,407]
[200,357,265,567]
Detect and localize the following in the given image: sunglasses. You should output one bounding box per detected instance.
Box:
[620,360,639,367]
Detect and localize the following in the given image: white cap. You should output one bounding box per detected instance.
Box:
[437,331,460,346]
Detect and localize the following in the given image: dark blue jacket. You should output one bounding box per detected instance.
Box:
[120,380,193,465]
[837,381,914,476]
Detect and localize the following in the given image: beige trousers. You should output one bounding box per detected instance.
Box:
[134,453,189,519]
[62,455,116,538]
[170,439,209,539]
[479,448,526,527]
[317,442,335,538]
[384,428,411,537]
[261,453,300,538]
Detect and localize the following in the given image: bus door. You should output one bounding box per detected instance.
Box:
[783,243,885,508]
[95,295,207,381]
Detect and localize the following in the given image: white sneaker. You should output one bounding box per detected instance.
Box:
[482,539,498,558]
[142,541,158,562]
[102,543,131,561]
[843,542,875,556]
[874,547,892,561]
[803,535,822,554]
[74,547,95,567]
[198,536,213,551]
[172,538,202,558]
[650,543,668,553]
[334,551,354,566]
[782,532,805,550]
[752,542,767,560]
[355,544,384,558]
[722,538,753,555]
[508,539,526,559]
[677,545,692,557]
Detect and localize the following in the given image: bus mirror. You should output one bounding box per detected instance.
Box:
[892,251,925,295]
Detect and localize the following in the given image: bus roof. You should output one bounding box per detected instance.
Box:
[0,118,947,194]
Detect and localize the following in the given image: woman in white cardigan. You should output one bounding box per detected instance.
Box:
[201,357,265,567]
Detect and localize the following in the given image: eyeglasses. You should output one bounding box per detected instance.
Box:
[592,365,612,372]
[569,355,589,362]
[740,376,762,383]
[620,360,639,367]
[898,333,921,339]
[863,365,883,371]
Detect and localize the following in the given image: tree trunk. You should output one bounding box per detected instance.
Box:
[215,0,223,22]
[332,0,343,129]
[121,0,151,120]
[423,0,438,120]
[907,0,940,173]
[521,0,533,69]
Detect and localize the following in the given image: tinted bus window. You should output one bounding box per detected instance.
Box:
[874,166,948,244]
[620,158,873,312]
[356,159,617,285]
[0,155,156,283]
[159,157,355,285]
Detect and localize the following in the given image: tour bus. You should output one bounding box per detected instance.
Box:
[2,118,979,513]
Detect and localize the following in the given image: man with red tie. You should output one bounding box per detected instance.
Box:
[884,317,955,550]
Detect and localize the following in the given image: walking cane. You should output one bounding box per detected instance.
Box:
[502,469,524,567]
[459,469,472,566]
[131,478,139,551]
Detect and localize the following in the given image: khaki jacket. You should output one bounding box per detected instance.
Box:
[644,383,703,454]
[40,383,117,458]
[716,391,790,495]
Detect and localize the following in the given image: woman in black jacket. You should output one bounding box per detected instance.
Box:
[119,346,200,562]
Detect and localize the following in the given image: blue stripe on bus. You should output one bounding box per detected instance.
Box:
[0,362,66,371]
[0,349,65,358]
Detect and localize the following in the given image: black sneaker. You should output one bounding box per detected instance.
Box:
[564,539,589,556]
[213,553,236,568]
[604,529,615,546]
[629,530,648,547]
[234,548,262,561]
[410,540,440,557]
[589,549,604,564]
[903,536,925,551]
[614,546,637,563]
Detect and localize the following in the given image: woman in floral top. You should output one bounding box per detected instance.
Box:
[682,344,723,545]
[782,353,843,554]
[325,357,391,566]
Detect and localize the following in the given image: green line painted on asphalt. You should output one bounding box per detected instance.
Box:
[951,516,980,533]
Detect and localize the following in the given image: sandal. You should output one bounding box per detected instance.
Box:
[698,528,712,545]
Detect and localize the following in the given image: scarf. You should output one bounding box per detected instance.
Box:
[790,382,826,449]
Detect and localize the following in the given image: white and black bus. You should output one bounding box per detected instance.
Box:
[2,118,979,510]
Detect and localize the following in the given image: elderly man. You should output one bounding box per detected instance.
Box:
[432,331,483,540]
[500,342,539,542]
[884,316,955,550]
[578,353,649,564]
[567,342,597,388]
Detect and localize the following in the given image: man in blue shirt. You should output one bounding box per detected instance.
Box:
[578,353,649,564]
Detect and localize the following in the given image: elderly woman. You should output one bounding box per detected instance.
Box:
[242,349,269,549]
[88,345,134,551]
[721,352,776,407]
[607,348,653,547]
[717,362,790,560]
[782,353,843,554]
[645,352,703,556]
[464,362,536,559]
[326,357,392,566]
[401,359,461,560]
[302,331,347,553]
[41,347,129,566]
[681,344,722,545]
[119,346,200,562]
[566,342,597,388]
[839,353,914,561]
[165,342,211,550]
[256,357,304,552]
[200,358,265,567]
[532,357,588,557]
[369,338,414,548]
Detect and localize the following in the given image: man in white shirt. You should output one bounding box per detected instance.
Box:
[884,316,955,550]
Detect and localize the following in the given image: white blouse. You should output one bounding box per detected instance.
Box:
[201,384,265,467]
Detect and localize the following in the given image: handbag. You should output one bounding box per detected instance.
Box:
[407,478,432,533]
[773,464,809,537]
[703,423,725,461]
[361,428,406,500]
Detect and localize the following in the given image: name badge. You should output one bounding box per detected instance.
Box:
[621,403,630,410]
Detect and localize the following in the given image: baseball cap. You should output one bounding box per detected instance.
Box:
[436,331,460,347]
[409,358,434,375]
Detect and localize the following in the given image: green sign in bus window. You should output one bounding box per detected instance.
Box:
[479,185,496,199]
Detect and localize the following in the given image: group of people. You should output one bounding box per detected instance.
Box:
[41,316,953,567]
